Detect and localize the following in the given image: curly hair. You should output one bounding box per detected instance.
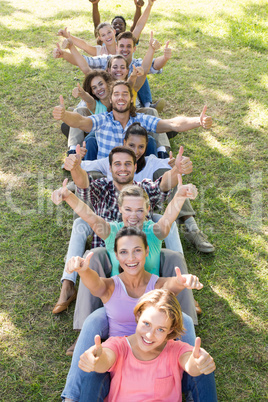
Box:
[82,69,113,101]
[108,80,137,117]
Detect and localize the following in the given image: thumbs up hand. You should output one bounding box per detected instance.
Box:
[164,40,172,60]
[53,95,66,120]
[78,334,104,373]
[191,337,216,375]
[174,146,193,175]
[200,105,212,129]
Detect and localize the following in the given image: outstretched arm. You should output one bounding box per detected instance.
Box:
[51,178,111,239]
[152,40,172,70]
[52,43,78,66]
[156,105,212,133]
[64,144,90,188]
[154,173,197,239]
[58,27,97,55]
[72,83,96,111]
[180,337,216,377]
[132,0,155,40]
[79,335,116,373]
[156,267,203,295]
[53,95,93,132]
[65,253,112,298]
[130,0,144,33]
[61,35,92,75]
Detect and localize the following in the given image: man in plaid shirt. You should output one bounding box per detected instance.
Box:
[52,146,183,315]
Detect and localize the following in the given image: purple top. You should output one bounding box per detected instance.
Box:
[105,274,159,337]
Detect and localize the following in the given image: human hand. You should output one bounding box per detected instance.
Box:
[72,83,86,99]
[168,151,175,168]
[192,338,216,375]
[78,335,103,373]
[64,143,83,171]
[175,267,203,290]
[66,252,93,274]
[52,43,63,59]
[176,173,198,200]
[199,106,212,129]
[149,31,161,51]
[53,95,66,120]
[57,27,69,38]
[134,0,145,7]
[163,40,172,60]
[175,146,193,175]
[51,178,71,205]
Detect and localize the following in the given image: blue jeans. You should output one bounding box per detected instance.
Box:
[61,308,197,401]
[137,77,152,106]
[152,213,184,255]
[84,135,157,161]
[61,218,93,284]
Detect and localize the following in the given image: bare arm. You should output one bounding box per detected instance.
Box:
[72,83,96,111]
[130,0,143,33]
[154,174,197,239]
[132,0,155,40]
[180,338,216,377]
[152,40,172,70]
[53,95,93,132]
[58,27,98,55]
[51,178,111,239]
[156,106,212,133]
[90,0,101,30]
[156,267,203,295]
[79,335,116,373]
[52,43,79,66]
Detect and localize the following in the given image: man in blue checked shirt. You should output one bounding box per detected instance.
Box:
[53,80,212,160]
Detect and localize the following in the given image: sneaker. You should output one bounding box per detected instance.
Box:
[184,230,215,253]
[67,149,76,156]
[157,151,169,159]
[167,131,178,139]
[150,98,166,113]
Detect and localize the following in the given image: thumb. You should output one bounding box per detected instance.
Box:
[193,337,201,359]
[83,141,86,148]
[200,105,207,119]
[178,145,184,160]
[165,40,170,48]
[83,251,93,268]
[169,151,173,159]
[56,42,61,50]
[175,267,185,283]
[59,95,64,107]
[62,178,68,188]
[94,334,102,348]
[94,334,102,357]
[76,144,81,155]
[150,30,153,40]
[77,82,82,90]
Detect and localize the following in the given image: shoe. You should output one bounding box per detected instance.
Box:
[184,230,215,253]
[150,98,166,113]
[167,131,178,139]
[52,289,77,314]
[61,123,70,139]
[67,149,76,156]
[66,338,78,357]
[157,151,169,159]
[194,299,202,315]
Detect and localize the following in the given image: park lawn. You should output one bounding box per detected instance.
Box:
[0,0,267,400]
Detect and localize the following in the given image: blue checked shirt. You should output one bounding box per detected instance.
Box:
[76,175,167,248]
[83,55,162,75]
[88,111,160,159]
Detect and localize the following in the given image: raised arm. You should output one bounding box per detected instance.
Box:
[72,82,96,111]
[79,335,116,373]
[65,253,112,298]
[132,0,156,41]
[156,105,212,133]
[156,267,203,295]
[58,27,97,55]
[180,337,216,377]
[154,173,197,239]
[159,146,193,192]
[51,178,111,239]
[152,40,172,70]
[53,95,93,132]
[61,35,92,75]
[89,0,101,30]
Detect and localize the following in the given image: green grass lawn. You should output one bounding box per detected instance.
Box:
[1,0,267,400]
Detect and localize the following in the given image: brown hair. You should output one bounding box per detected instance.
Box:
[108,81,137,117]
[83,69,113,101]
[108,146,136,166]
[134,289,185,340]
[118,185,150,210]
[114,226,148,253]
[106,55,129,74]
[116,31,137,46]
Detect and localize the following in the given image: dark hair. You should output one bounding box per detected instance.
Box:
[111,16,127,31]
[124,123,148,173]
[108,146,137,166]
[106,55,129,74]
[83,70,113,101]
[114,226,148,253]
[116,31,137,46]
[108,81,137,117]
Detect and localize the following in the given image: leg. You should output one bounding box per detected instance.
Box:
[84,135,98,160]
[53,218,93,314]
[73,248,112,330]
[152,213,183,254]
[80,372,110,402]
[160,249,198,325]
[181,313,196,345]
[137,77,152,106]
[61,307,109,401]
[145,135,157,156]
[68,107,92,148]
[182,372,218,402]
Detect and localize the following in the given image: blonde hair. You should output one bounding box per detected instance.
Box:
[95,22,114,39]
[133,289,185,340]
[117,185,150,210]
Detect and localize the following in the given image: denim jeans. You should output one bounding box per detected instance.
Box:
[152,213,184,255]
[61,218,93,284]
[61,308,197,401]
[137,77,152,106]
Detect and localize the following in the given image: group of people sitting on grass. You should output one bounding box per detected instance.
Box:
[51,0,217,401]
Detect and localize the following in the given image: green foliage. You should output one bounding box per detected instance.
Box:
[1,0,267,400]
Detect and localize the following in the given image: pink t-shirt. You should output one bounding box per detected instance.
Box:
[102,336,193,402]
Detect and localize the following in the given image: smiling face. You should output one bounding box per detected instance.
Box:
[98,25,116,46]
[111,84,132,114]
[112,17,126,35]
[110,152,136,188]
[124,134,147,161]
[119,196,149,229]
[135,306,172,355]
[117,38,136,63]
[115,235,148,275]
[90,76,109,100]
[108,58,129,81]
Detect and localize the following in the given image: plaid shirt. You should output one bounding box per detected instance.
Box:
[83,55,162,75]
[88,111,160,159]
[76,176,167,248]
